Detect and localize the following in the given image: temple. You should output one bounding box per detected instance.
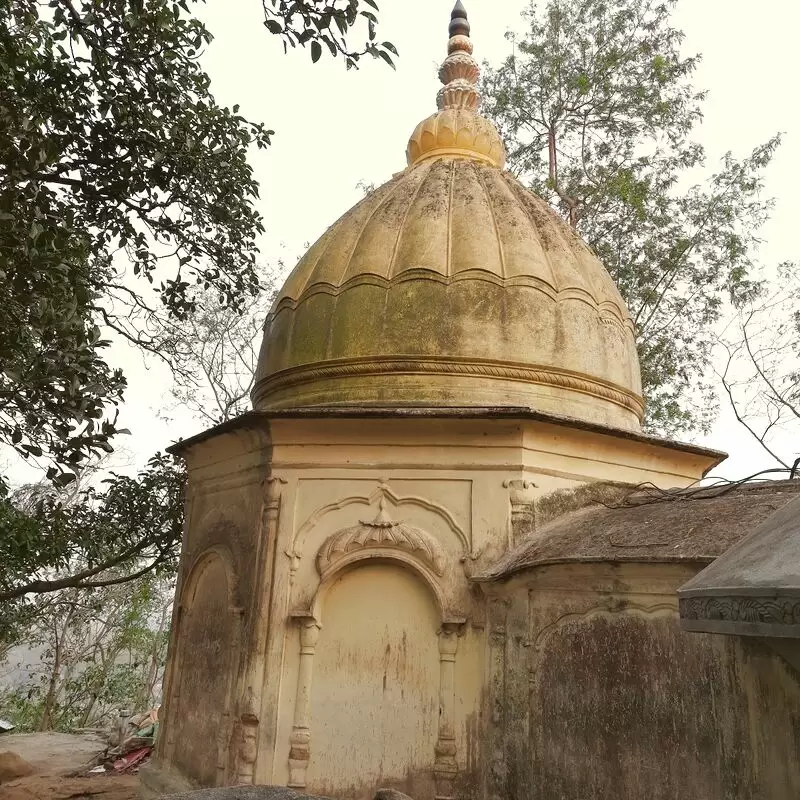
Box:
[141,5,800,799]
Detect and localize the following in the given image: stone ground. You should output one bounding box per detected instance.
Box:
[0,732,138,800]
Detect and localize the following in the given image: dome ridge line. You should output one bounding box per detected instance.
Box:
[501,173,563,291]
[473,161,506,280]
[446,160,456,279]
[275,227,335,310]
[268,269,634,332]
[386,160,437,282]
[253,354,645,419]
[338,167,427,287]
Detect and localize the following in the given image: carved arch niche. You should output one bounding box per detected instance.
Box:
[284,498,467,799]
[165,546,243,786]
[287,481,476,612]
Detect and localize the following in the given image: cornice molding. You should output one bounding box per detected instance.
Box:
[254,355,645,420]
[679,594,800,637]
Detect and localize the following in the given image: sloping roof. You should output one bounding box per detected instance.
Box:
[678,492,800,637]
[166,406,726,470]
[478,480,800,581]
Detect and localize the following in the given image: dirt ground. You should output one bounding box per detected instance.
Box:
[0,732,139,800]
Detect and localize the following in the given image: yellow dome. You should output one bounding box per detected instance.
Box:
[252,4,644,432]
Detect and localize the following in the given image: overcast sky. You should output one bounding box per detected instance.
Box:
[8,0,800,486]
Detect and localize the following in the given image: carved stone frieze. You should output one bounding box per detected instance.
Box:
[679,595,800,627]
[316,498,446,578]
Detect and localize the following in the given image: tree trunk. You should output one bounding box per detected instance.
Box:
[548,125,580,229]
[39,607,74,731]
[548,126,558,189]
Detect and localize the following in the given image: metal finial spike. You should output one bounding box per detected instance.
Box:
[449,1,470,38]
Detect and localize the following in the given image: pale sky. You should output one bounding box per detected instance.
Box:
[7,0,800,486]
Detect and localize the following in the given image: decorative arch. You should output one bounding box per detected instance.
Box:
[291,481,470,556]
[181,544,241,612]
[316,497,446,577]
[164,544,243,785]
[293,499,465,626]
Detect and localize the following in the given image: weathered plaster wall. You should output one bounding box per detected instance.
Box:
[484,562,800,800]
[151,424,275,793]
[145,414,723,798]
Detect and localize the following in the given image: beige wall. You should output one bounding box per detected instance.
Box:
[144,414,722,798]
[482,562,800,800]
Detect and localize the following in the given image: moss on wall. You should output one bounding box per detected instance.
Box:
[490,564,800,800]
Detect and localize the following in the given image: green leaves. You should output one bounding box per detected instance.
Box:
[0,0,272,482]
[482,0,780,435]
[261,0,397,69]
[0,452,185,606]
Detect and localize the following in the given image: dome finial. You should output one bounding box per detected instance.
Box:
[449,1,470,38]
[405,3,506,169]
[437,2,480,111]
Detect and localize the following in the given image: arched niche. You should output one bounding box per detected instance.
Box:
[293,498,467,626]
[165,546,243,786]
[285,517,467,799]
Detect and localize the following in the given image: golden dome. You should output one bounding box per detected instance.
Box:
[252,3,644,432]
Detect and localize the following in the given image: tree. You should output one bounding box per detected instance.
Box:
[156,263,280,426]
[0,453,184,610]
[0,575,173,731]
[481,0,779,434]
[717,263,800,469]
[0,0,394,487]
[261,0,397,69]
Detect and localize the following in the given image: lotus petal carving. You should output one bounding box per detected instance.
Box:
[316,502,446,577]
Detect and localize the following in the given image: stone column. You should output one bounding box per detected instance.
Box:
[287,617,321,788]
[236,475,286,784]
[486,598,509,800]
[434,623,460,800]
[235,690,259,785]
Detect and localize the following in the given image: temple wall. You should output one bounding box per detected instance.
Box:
[484,562,800,800]
[258,417,715,799]
[151,425,275,793]
[144,415,722,798]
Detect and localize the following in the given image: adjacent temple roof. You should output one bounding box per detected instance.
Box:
[678,491,800,638]
[252,2,644,433]
[478,479,800,580]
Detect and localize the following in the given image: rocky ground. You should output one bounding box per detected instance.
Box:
[0,732,138,800]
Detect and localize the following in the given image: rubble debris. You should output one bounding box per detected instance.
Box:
[76,706,160,776]
[113,746,152,773]
[0,751,35,783]
[160,787,334,800]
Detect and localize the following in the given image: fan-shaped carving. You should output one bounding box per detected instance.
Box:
[316,499,446,577]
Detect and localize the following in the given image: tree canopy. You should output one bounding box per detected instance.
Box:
[481,0,780,434]
[0,453,184,608]
[0,0,394,489]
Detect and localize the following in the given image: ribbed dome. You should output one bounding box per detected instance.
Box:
[252,5,644,432]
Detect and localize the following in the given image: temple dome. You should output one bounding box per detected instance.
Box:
[252,3,644,432]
